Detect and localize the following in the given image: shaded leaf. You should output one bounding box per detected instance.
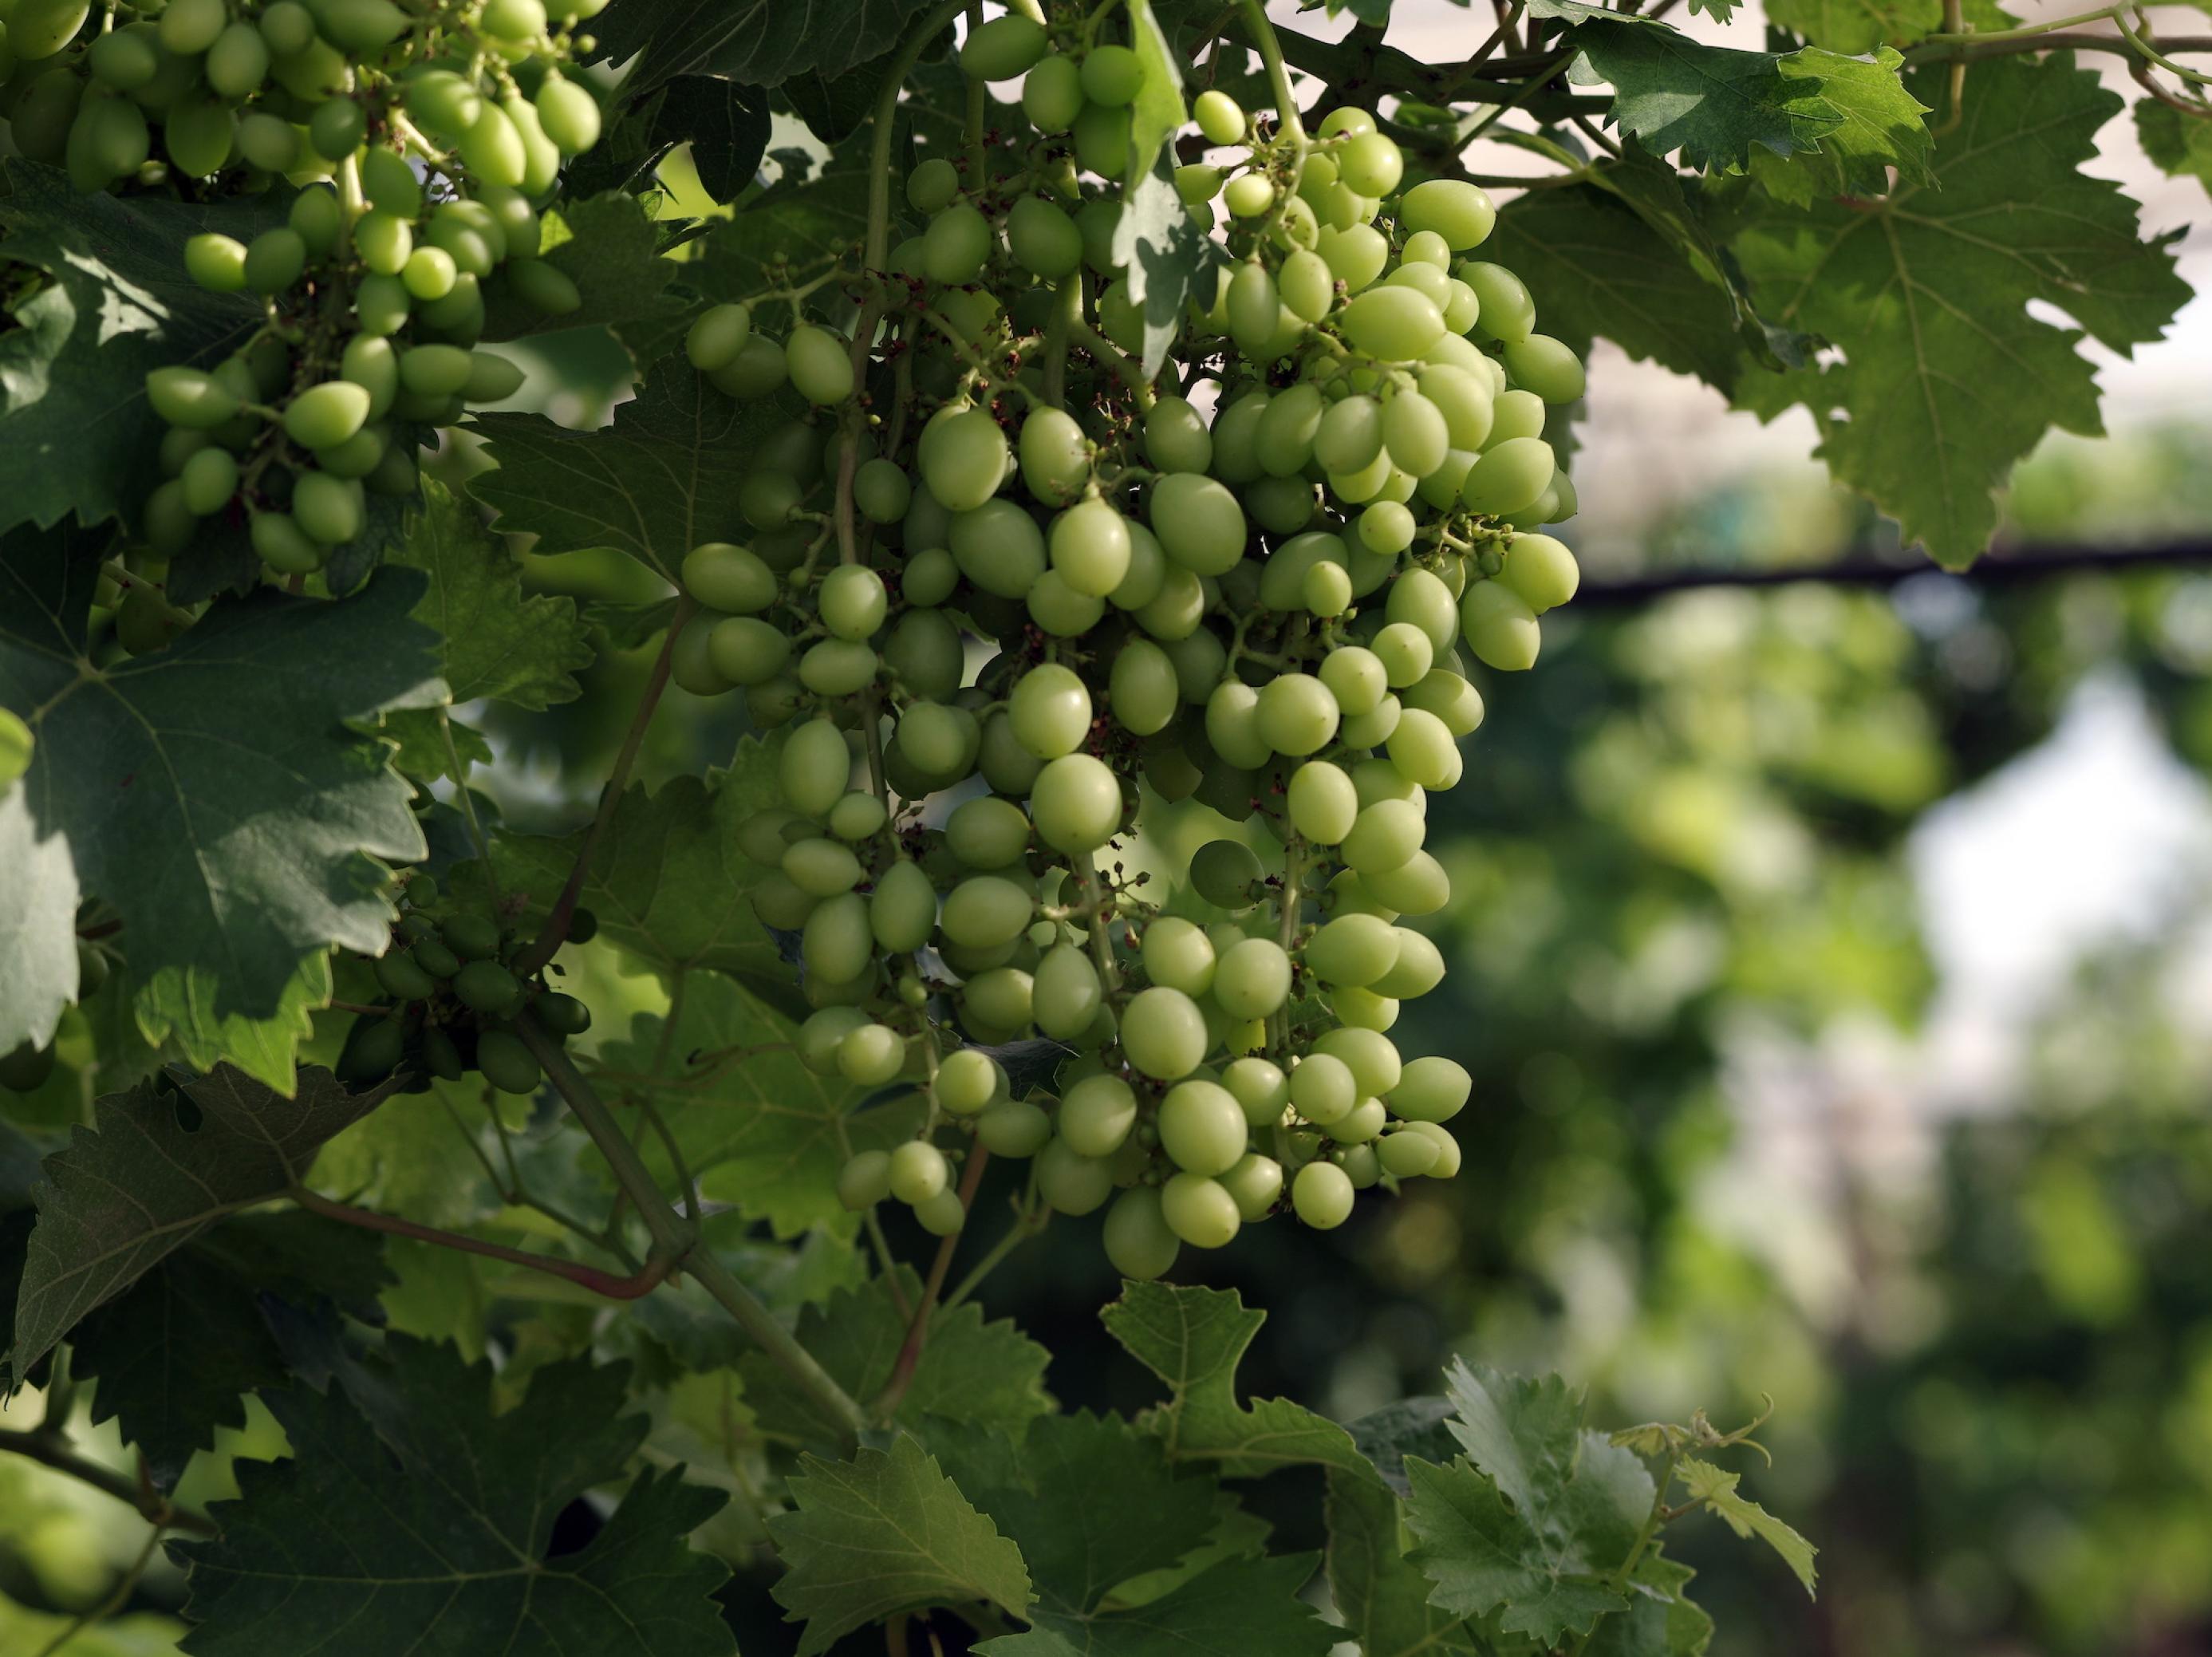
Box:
[2136,98,2212,198]
[479,191,687,358]
[1110,161,1223,381]
[1747,47,1934,207]
[1344,1395,1460,1497]
[976,1554,1338,1657]
[1559,18,1844,172]
[1327,1468,1478,1656]
[586,0,939,97]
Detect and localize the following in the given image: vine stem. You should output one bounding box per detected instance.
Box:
[515,1015,870,1446]
[875,1146,991,1418]
[1237,0,1306,142]
[288,1186,674,1299]
[866,0,971,273]
[1919,2,2119,42]
[1563,1450,1679,1657]
[513,594,696,976]
[0,1429,217,1537]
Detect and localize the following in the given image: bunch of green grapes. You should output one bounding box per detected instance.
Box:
[0,0,608,625]
[334,874,596,1094]
[654,6,1586,1279]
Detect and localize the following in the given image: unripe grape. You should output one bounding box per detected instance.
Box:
[1141,397,1211,475]
[1034,944,1103,1041]
[1461,261,1536,344]
[1148,473,1244,576]
[240,227,306,294]
[475,1031,542,1095]
[293,471,364,545]
[147,367,238,429]
[1256,673,1339,756]
[1223,173,1274,219]
[179,446,239,516]
[919,406,1009,513]
[1007,192,1082,281]
[14,0,94,60]
[1161,1171,1240,1249]
[681,542,775,613]
[1205,681,1269,770]
[1121,985,1207,1081]
[1108,638,1179,736]
[1103,1186,1180,1280]
[868,858,936,953]
[251,510,324,573]
[1079,42,1143,105]
[944,797,1028,872]
[708,333,787,397]
[1341,286,1445,361]
[1189,838,1263,911]
[321,0,411,49]
[781,718,850,816]
[1225,262,1279,354]
[1361,848,1450,915]
[1022,53,1084,133]
[88,29,158,91]
[1371,622,1435,690]
[1034,1137,1114,1215]
[784,837,864,898]
[184,233,248,294]
[1030,753,1121,852]
[686,302,752,373]
[535,71,601,154]
[979,1100,1054,1158]
[459,102,527,187]
[1194,87,1246,144]
[1320,223,1390,293]
[284,381,373,451]
[1382,390,1449,479]
[798,638,879,697]
[1158,1079,1246,1177]
[1213,937,1291,1020]
[936,1047,1003,1117]
[1141,917,1216,997]
[1460,580,1542,672]
[1049,498,1131,597]
[962,14,1047,80]
[905,156,960,213]
[1372,929,1445,1000]
[1060,1073,1138,1158]
[963,965,1033,1032]
[924,201,992,286]
[1292,1159,1355,1229]
[1008,663,1092,760]
[1404,668,1485,738]
[838,1149,893,1211]
[942,876,1034,951]
[889,1139,951,1205]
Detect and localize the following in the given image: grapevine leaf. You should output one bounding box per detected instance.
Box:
[469,361,793,585]
[934,1412,1220,1616]
[690,156,875,304]
[785,58,895,148]
[1126,0,1189,188]
[479,190,687,358]
[1676,1459,1819,1594]
[451,746,789,991]
[1583,1550,1715,1657]
[172,1337,735,1655]
[1764,0,1939,54]
[125,948,333,1095]
[739,1268,1051,1445]
[69,1214,386,1489]
[8,1066,392,1387]
[0,534,440,1055]
[391,479,593,711]
[1402,1457,1627,1643]
[0,160,281,536]
[1746,48,1934,207]
[975,1555,1339,1657]
[767,1434,1034,1655]
[585,0,939,95]
[1100,1281,1374,1481]
[598,970,921,1237]
[0,781,79,1053]
[1110,160,1223,381]
[1729,55,2191,566]
[1344,1395,1461,1496]
[1327,1467,1479,1656]
[2135,99,2212,197]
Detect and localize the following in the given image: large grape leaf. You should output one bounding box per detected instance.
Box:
[0,530,441,1056]
[1764,0,1940,53]
[738,1267,1050,1445]
[391,479,593,711]
[1100,1281,1374,1481]
[1729,55,2190,566]
[478,190,687,358]
[597,970,921,1237]
[173,1337,735,1656]
[689,154,875,300]
[975,1556,1339,1657]
[583,0,939,97]
[0,161,280,535]
[767,1434,1034,1656]
[934,1412,1220,1618]
[1327,1468,1479,1657]
[69,1213,387,1489]
[1403,1363,1656,1647]
[468,361,792,585]
[2136,99,2212,198]
[7,1066,392,1388]
[1745,47,1934,207]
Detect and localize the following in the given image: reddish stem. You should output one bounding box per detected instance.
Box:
[875,1147,990,1417]
[290,1186,675,1300]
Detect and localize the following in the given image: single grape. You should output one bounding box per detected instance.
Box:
[1292,1159,1355,1229]
[1121,985,1208,1081]
[1189,838,1264,910]
[889,1139,951,1205]
[1161,1172,1241,1249]
[1213,938,1291,1020]
[1102,1186,1180,1280]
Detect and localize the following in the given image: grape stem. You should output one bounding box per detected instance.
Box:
[288,1184,677,1300]
[518,1014,872,1446]
[874,1146,992,1419]
[0,1428,217,1537]
[511,594,696,977]
[1067,316,1157,410]
[865,0,972,274]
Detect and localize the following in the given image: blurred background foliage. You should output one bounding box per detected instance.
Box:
[9,252,2212,1657]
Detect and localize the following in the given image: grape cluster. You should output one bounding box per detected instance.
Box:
[662,16,1586,1279]
[334,874,596,1094]
[0,0,607,615]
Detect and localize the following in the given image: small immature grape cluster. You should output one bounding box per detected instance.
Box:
[334,874,595,1094]
[0,0,607,631]
[662,7,1587,1278]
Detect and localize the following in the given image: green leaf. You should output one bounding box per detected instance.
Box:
[934,1412,1221,1616]
[658,77,775,198]
[1583,1549,1714,1657]
[1729,55,2190,566]
[739,1267,1050,1445]
[1747,47,1934,207]
[1110,160,1223,381]
[597,969,921,1237]
[2136,98,2212,197]
[1677,1459,1818,1594]
[1100,1281,1374,1480]
[1403,1457,1626,1644]
[1126,0,1189,187]
[0,779,81,1053]
[479,191,687,359]
[1562,20,1844,172]
[124,948,333,1096]
[8,1066,392,1387]
[174,1337,735,1655]
[469,361,792,585]
[1764,0,1939,54]
[0,537,440,1056]
[0,160,279,536]
[69,1213,386,1488]
[585,0,939,95]
[392,479,593,711]
[451,751,788,989]
[767,1434,1033,1655]
[689,156,876,304]
[976,1554,1339,1657]
[1345,1395,1461,1496]
[1327,1467,1479,1656]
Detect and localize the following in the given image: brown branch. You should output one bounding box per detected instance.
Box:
[288,1186,676,1300]
[0,1429,219,1537]
[1905,30,2212,65]
[874,1146,990,1418]
[512,593,696,976]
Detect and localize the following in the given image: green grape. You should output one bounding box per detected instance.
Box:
[889,1139,950,1205]
[1327,1096,1388,1142]
[1370,622,1433,689]
[1487,389,1547,444]
[1460,260,1535,344]
[1359,848,1449,915]
[707,333,785,397]
[827,791,888,843]
[293,471,363,545]
[283,381,372,451]
[1193,87,1245,144]
[320,0,411,49]
[1403,668,1485,737]
[1225,261,1279,355]
[14,0,93,60]
[1205,681,1269,769]
[1161,1171,1240,1249]
[1386,568,1460,655]
[373,949,438,1002]
[1055,1075,1134,1160]
[1213,937,1290,1020]
[924,200,992,286]
[1158,1079,1246,1176]
[942,876,1034,951]
[452,959,522,1014]
[787,325,855,405]
[1391,1055,1471,1123]
[1461,580,1541,670]
[819,564,888,641]
[354,271,413,337]
[1319,223,1390,292]
[403,247,459,301]
[883,607,962,696]
[802,891,873,982]
[1079,41,1144,105]
[871,859,939,952]
[1103,1186,1180,1280]
[1175,163,1223,206]
[785,837,863,898]
[1032,944,1102,1040]
[250,509,325,574]
[1341,286,1445,361]
[838,1022,905,1086]
[1218,1152,1283,1221]
[10,68,87,167]
[1503,333,1585,404]
[1291,1159,1354,1228]
[184,233,248,294]
[963,13,1047,79]
[1417,363,1495,452]
[537,992,592,1037]
[1386,261,1453,308]
[69,95,150,189]
[1007,663,1091,760]
[459,101,528,187]
[1030,753,1121,852]
[686,302,752,372]
[1319,645,1388,716]
[1031,1136,1110,1214]
[1017,407,1089,506]
[838,1149,893,1210]
[919,406,1009,512]
[800,1008,872,1075]
[1256,673,1339,756]
[1107,638,1178,736]
[935,1047,1003,1116]
[1256,383,1325,477]
[1140,397,1210,475]
[798,638,878,696]
[1287,759,1358,844]
[472,1030,540,1095]
[1386,707,1460,790]
[1222,172,1274,219]
[1148,473,1245,576]
[308,96,366,161]
[400,343,474,397]
[1372,929,1445,1000]
[1382,390,1449,479]
[1189,838,1263,910]
[781,718,851,816]
[893,700,979,781]
[1312,395,1382,475]
[1337,128,1403,195]
[1141,917,1216,996]
[1306,912,1401,988]
[165,98,235,177]
[535,71,601,154]
[179,446,239,515]
[1121,985,1207,1081]
[1048,498,1130,598]
[682,542,775,613]
[1003,191,1081,282]
[1021,52,1084,132]
[1353,502,1411,557]
[89,28,158,89]
[1224,1058,1290,1128]
[974,1100,1048,1157]
[1278,248,1335,323]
